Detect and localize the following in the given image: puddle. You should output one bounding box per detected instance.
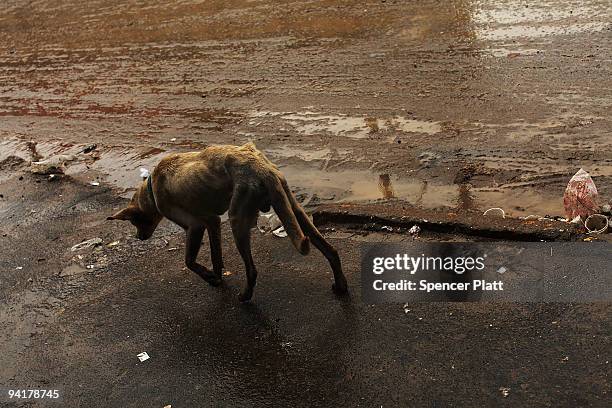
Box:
[486,48,543,58]
[474,0,610,41]
[479,22,608,41]
[249,111,441,140]
[280,165,565,217]
[1,137,567,217]
[0,137,166,196]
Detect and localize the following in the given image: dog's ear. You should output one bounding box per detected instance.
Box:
[107,206,138,221]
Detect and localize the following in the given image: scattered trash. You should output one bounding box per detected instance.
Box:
[15,266,23,270]
[86,265,95,269]
[563,168,599,220]
[32,154,76,175]
[90,181,100,186]
[499,387,510,397]
[257,212,287,238]
[81,144,97,154]
[408,225,421,235]
[561,356,569,362]
[30,159,65,175]
[48,174,59,182]
[137,352,150,362]
[107,241,120,247]
[71,237,103,252]
[570,216,582,224]
[139,167,150,179]
[496,266,507,274]
[272,227,287,238]
[170,138,177,142]
[601,203,611,215]
[164,405,172,408]
[223,271,232,276]
[584,214,609,234]
[167,247,178,251]
[483,208,505,218]
[381,225,393,232]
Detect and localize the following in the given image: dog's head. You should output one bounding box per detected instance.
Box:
[107,188,162,240]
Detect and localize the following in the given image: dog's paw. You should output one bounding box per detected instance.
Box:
[206,275,222,287]
[238,289,253,303]
[332,280,348,295]
[198,270,222,287]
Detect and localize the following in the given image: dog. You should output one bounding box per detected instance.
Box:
[107,142,348,301]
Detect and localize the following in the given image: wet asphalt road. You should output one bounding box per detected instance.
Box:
[0,0,611,407]
[0,169,610,407]
[1,0,611,217]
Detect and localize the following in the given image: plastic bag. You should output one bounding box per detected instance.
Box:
[563,168,599,220]
[257,212,287,237]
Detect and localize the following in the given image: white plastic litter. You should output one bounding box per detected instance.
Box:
[272,227,287,238]
[90,181,100,186]
[257,210,313,238]
[71,237,103,252]
[483,208,505,218]
[563,168,599,220]
[257,212,286,237]
[570,216,582,224]
[584,214,609,234]
[139,167,150,179]
[408,225,421,235]
[137,352,150,362]
[30,152,79,175]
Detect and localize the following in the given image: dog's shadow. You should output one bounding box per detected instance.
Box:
[160,283,358,404]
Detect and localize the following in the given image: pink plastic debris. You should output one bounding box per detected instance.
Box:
[563,168,599,220]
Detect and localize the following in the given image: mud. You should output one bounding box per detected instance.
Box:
[1,0,611,219]
[0,0,611,406]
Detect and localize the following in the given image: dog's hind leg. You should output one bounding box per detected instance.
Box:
[185,226,221,287]
[292,202,348,295]
[205,216,224,278]
[228,186,259,302]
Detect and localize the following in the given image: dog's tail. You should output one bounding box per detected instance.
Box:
[266,177,310,255]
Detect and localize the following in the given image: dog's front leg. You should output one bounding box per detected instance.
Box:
[185,226,221,287]
[205,216,224,279]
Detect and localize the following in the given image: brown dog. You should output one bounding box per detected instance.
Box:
[108,142,348,301]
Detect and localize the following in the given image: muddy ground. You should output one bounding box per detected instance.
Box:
[0,0,610,407]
